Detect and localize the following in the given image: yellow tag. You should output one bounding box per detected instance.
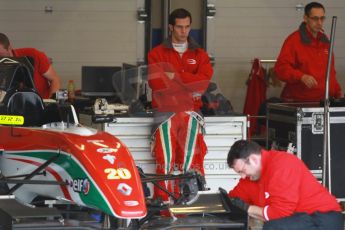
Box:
[0,115,24,125]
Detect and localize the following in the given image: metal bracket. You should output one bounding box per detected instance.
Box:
[209,55,216,66]
[296,108,305,121]
[137,8,148,22]
[206,4,216,18]
[44,5,53,13]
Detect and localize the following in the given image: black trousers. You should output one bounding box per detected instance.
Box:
[263,211,343,230]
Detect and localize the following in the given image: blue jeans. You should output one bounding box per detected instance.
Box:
[263,211,343,230]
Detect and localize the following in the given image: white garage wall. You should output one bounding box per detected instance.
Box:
[0,0,344,112]
[213,0,345,112]
[0,0,139,89]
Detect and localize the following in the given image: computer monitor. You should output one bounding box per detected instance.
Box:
[81,66,122,97]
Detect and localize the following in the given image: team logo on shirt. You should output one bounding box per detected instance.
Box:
[324,49,329,55]
[187,59,197,64]
[265,192,270,199]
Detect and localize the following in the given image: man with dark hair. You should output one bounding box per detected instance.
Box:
[168,8,192,25]
[0,33,60,99]
[227,140,343,230]
[304,1,325,15]
[274,2,341,102]
[148,8,213,203]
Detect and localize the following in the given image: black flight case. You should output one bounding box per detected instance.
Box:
[266,102,345,200]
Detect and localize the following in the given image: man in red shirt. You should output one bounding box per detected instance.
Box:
[274,2,342,102]
[0,33,60,99]
[227,140,343,230]
[148,8,213,202]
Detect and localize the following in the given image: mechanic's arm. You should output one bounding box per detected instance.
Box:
[178,50,213,94]
[300,74,318,88]
[148,51,188,96]
[274,38,308,85]
[43,65,61,98]
[229,195,265,221]
[229,179,265,221]
[179,56,213,83]
[148,50,174,91]
[262,165,301,221]
[229,178,258,204]
[248,205,265,221]
[331,55,342,98]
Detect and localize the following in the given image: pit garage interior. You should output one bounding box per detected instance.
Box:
[0,0,345,229]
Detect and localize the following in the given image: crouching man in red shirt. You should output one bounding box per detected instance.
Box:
[227,140,343,230]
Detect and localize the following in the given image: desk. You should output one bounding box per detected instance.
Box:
[79,114,247,192]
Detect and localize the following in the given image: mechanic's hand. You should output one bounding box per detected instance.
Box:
[301,74,318,88]
[230,197,250,212]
